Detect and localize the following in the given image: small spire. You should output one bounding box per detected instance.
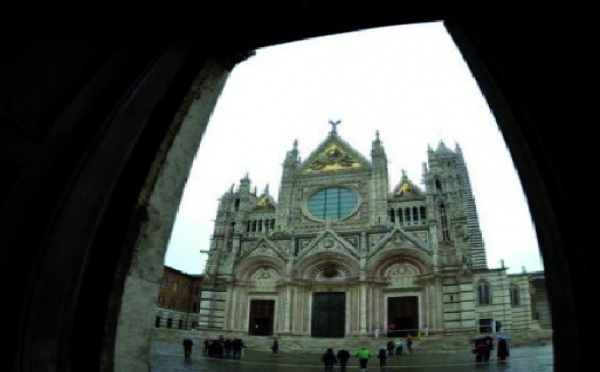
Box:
[328,119,341,135]
[263,184,270,195]
[372,130,381,147]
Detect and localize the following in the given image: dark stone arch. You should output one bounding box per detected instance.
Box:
[0,3,593,371]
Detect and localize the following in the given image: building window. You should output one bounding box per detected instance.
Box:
[510,284,521,306]
[412,206,419,222]
[435,179,443,193]
[478,318,493,333]
[477,281,491,305]
[155,316,161,328]
[167,318,173,329]
[440,203,449,241]
[420,206,427,221]
[307,187,358,221]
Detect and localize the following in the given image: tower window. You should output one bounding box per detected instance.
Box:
[477,281,491,305]
[510,284,521,306]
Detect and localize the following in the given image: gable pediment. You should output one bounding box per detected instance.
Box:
[300,136,371,173]
[369,227,429,258]
[296,229,360,261]
[250,194,276,212]
[238,237,287,262]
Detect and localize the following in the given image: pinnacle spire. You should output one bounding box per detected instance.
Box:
[328,119,341,135]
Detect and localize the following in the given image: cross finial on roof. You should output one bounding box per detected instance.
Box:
[329,119,341,134]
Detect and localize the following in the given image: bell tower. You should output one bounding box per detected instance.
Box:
[425,140,487,270]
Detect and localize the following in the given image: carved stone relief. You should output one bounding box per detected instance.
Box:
[251,268,280,289]
[309,263,351,281]
[386,263,419,288]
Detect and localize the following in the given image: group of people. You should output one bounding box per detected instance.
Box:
[321,347,352,371]
[198,335,246,359]
[185,332,510,368]
[322,344,405,371]
[472,336,510,363]
[384,334,414,357]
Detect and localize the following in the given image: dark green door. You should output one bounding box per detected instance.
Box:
[248,300,275,336]
[311,292,345,337]
[387,296,419,337]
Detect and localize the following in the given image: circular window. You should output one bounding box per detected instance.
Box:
[307,187,359,221]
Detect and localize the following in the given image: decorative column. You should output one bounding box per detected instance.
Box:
[283,286,291,333]
[360,283,367,333]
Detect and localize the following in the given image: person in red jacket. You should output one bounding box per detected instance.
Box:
[472,338,488,363]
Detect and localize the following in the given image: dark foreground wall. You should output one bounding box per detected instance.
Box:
[0,2,594,371]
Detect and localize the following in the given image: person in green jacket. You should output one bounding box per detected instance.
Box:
[355,346,372,371]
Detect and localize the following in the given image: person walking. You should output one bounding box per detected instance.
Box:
[406,333,414,354]
[337,347,351,372]
[322,347,338,371]
[270,339,279,357]
[386,340,395,357]
[484,336,494,362]
[203,338,210,356]
[232,338,246,359]
[394,338,404,355]
[497,338,510,361]
[377,347,388,370]
[182,337,193,359]
[356,346,372,371]
[472,338,488,363]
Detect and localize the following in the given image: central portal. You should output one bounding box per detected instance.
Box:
[311,292,345,338]
[387,296,419,337]
[248,299,275,336]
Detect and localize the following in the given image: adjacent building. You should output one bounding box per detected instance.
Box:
[155,266,202,330]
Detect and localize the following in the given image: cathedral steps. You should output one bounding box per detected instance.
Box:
[152,328,552,354]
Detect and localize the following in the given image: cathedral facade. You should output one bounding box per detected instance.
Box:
[197,123,548,339]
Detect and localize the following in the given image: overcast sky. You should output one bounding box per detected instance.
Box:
[164,21,544,275]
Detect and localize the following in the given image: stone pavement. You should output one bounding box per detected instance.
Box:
[149,340,553,371]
